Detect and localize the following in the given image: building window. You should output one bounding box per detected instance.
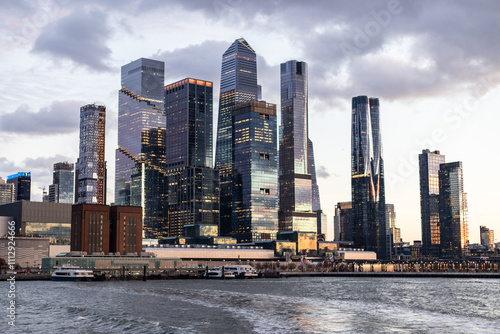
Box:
[259,153,270,160]
[260,188,270,195]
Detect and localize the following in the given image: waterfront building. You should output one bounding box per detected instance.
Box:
[0,177,15,205]
[480,226,494,247]
[0,201,71,244]
[419,149,446,257]
[351,96,389,260]
[215,38,259,236]
[115,58,166,207]
[71,203,142,254]
[0,237,49,269]
[279,60,317,233]
[334,201,353,242]
[7,172,31,201]
[231,101,278,243]
[439,161,469,259]
[48,162,74,204]
[75,104,106,205]
[164,78,219,237]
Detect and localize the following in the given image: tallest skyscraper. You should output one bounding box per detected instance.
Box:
[215,38,259,236]
[351,96,389,260]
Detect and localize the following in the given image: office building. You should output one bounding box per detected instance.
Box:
[7,172,31,201]
[231,101,278,242]
[279,60,317,233]
[439,161,469,259]
[130,127,168,238]
[419,149,446,257]
[110,205,143,254]
[334,201,353,242]
[0,201,72,244]
[351,96,389,259]
[386,204,401,244]
[164,78,219,237]
[480,226,494,247]
[48,162,74,204]
[0,177,15,205]
[115,58,166,206]
[75,104,106,204]
[215,38,259,236]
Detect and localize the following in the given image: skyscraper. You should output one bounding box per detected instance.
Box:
[308,139,321,212]
[439,161,469,259]
[419,149,446,257]
[7,172,31,201]
[75,104,106,204]
[279,60,317,233]
[115,58,166,206]
[231,101,278,242]
[0,177,15,205]
[164,78,219,237]
[351,96,389,260]
[215,38,259,236]
[334,201,353,242]
[480,226,494,247]
[49,162,74,204]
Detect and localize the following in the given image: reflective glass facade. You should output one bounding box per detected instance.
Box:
[0,178,15,205]
[215,38,259,236]
[76,104,106,204]
[308,139,321,212]
[351,96,389,259]
[7,172,31,201]
[439,162,469,259]
[23,222,71,244]
[165,78,219,237]
[419,149,446,257]
[129,128,167,238]
[334,201,353,241]
[49,162,74,204]
[279,60,316,233]
[231,101,278,243]
[115,58,165,206]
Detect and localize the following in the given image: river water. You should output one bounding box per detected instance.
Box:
[2,277,499,333]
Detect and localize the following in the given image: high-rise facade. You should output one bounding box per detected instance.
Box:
[351,96,389,260]
[49,162,74,204]
[480,226,494,247]
[75,104,106,205]
[308,139,321,212]
[279,60,317,233]
[165,78,219,237]
[439,161,469,259]
[6,172,31,201]
[231,101,278,243]
[215,38,259,236]
[115,58,166,207]
[0,177,15,205]
[419,149,446,257]
[334,201,353,242]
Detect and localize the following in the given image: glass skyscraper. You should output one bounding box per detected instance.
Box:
[0,177,15,205]
[49,162,74,204]
[165,78,219,237]
[6,172,31,201]
[351,96,389,260]
[231,101,278,243]
[279,60,317,233]
[115,58,165,207]
[215,38,259,236]
[76,104,106,204]
[439,161,469,259]
[419,149,446,257]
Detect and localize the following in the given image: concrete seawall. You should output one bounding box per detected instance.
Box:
[281,271,500,279]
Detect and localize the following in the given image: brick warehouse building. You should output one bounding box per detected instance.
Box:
[71,204,142,254]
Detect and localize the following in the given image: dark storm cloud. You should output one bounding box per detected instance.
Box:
[32,9,113,71]
[0,100,82,135]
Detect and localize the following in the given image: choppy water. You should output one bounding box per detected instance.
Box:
[2,277,500,333]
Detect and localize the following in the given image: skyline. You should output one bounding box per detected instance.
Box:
[1,1,499,244]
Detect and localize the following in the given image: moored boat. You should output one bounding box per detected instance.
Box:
[51,266,94,281]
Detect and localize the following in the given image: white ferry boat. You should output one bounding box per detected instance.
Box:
[206,267,236,279]
[225,265,259,278]
[51,266,94,281]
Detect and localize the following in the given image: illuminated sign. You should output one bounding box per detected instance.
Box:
[7,172,31,180]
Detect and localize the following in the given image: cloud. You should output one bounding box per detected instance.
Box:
[317,165,331,179]
[32,9,113,71]
[0,100,83,135]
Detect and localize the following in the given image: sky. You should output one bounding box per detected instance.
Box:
[1,0,499,244]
